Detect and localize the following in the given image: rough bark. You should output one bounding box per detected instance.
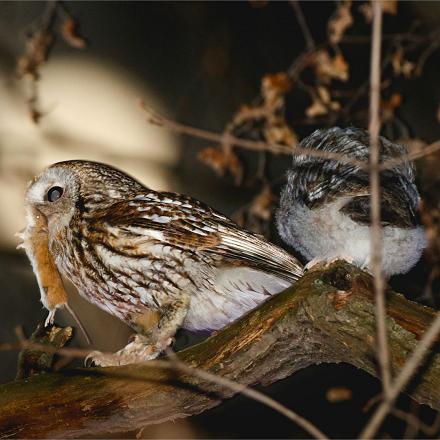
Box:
[16,324,73,380]
[0,261,438,439]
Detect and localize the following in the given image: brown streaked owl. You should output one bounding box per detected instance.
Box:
[21,160,303,366]
[276,127,426,277]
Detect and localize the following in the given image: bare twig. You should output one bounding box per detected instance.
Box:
[140,101,369,168]
[0,339,93,359]
[392,407,440,438]
[359,312,440,439]
[141,102,440,177]
[165,350,328,439]
[397,402,420,439]
[380,140,440,171]
[415,30,440,75]
[368,0,392,400]
[17,0,86,123]
[289,0,315,50]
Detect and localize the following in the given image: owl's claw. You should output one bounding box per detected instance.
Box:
[85,348,159,367]
[84,350,131,368]
[45,310,56,327]
[304,254,354,272]
[85,334,171,367]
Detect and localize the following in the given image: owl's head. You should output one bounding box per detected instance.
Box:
[25,160,145,228]
[25,164,80,229]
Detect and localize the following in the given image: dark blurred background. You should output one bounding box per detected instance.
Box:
[0,1,439,438]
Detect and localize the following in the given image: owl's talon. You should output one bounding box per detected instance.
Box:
[304,257,324,272]
[84,337,165,367]
[85,350,126,367]
[45,310,56,327]
[84,351,99,367]
[304,254,354,272]
[326,254,354,266]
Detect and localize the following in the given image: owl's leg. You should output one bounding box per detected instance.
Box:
[304,254,354,271]
[87,293,190,367]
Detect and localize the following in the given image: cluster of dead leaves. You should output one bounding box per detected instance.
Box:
[312,51,349,85]
[198,72,297,185]
[328,1,353,45]
[305,50,349,118]
[197,145,243,186]
[261,72,298,146]
[232,184,278,235]
[17,29,54,82]
[17,5,86,123]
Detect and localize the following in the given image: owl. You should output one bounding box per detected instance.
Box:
[276,127,427,277]
[20,160,303,366]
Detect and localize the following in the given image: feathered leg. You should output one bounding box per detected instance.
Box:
[87,293,190,367]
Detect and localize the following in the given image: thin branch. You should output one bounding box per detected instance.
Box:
[380,140,440,171]
[359,312,440,439]
[141,102,440,175]
[165,350,328,439]
[140,101,369,168]
[415,30,440,75]
[289,0,315,50]
[392,408,440,438]
[368,0,391,400]
[0,339,94,359]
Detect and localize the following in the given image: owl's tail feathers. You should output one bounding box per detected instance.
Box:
[65,303,93,346]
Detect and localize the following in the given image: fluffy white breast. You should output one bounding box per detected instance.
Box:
[282,199,426,277]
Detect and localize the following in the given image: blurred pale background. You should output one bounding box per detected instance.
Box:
[0,56,179,248]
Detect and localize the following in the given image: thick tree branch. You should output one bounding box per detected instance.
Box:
[0,262,439,439]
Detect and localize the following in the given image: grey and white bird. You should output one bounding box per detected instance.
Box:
[276,127,426,277]
[20,160,303,366]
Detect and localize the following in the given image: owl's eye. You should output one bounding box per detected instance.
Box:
[47,186,64,202]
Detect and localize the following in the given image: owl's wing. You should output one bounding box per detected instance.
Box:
[88,194,303,283]
[290,160,420,228]
[313,171,419,228]
[288,127,420,227]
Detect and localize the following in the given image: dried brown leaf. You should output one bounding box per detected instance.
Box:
[17,30,54,79]
[383,0,398,15]
[264,122,298,146]
[382,93,402,122]
[197,147,243,185]
[306,86,340,118]
[313,50,349,84]
[360,0,397,22]
[60,17,87,49]
[249,185,277,221]
[262,72,292,110]
[326,386,353,403]
[328,1,354,45]
[305,98,328,118]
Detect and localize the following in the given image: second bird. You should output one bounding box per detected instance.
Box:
[277,127,426,277]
